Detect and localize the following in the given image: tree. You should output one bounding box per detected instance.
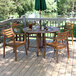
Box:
[0,0,35,19]
[15,0,34,17]
[57,0,76,16]
[0,0,16,19]
[46,0,57,13]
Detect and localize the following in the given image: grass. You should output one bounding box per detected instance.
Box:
[73,24,76,37]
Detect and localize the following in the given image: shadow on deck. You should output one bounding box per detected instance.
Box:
[0,40,76,76]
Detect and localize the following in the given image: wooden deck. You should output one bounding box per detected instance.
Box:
[0,39,76,76]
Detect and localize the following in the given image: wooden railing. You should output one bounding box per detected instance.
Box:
[0,16,76,42]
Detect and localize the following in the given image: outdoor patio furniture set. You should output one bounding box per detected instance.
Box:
[2,22,74,63]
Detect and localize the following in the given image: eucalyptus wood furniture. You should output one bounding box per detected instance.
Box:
[12,21,37,49]
[12,22,25,41]
[44,31,69,63]
[23,26,59,56]
[2,28,27,61]
[64,22,74,45]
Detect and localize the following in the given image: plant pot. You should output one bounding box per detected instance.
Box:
[29,24,32,29]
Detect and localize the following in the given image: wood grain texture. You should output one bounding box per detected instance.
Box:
[0,39,75,76]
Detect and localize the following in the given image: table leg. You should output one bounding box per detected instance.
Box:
[39,33,44,51]
[39,33,41,47]
[37,34,39,56]
[43,33,45,46]
[44,34,46,58]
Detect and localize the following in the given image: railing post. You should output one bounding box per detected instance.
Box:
[57,15,61,32]
[9,16,14,28]
[22,15,26,41]
[57,15,61,27]
[22,15,26,28]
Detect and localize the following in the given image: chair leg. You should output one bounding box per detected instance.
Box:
[44,36,46,58]
[44,44,46,58]
[3,38,5,58]
[14,47,17,61]
[67,45,70,59]
[24,44,27,55]
[56,49,58,63]
[28,34,29,50]
[13,48,15,53]
[24,35,27,55]
[3,45,5,58]
[37,34,39,56]
[72,33,73,45]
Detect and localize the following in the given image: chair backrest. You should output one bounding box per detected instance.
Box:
[64,22,74,30]
[2,28,15,38]
[57,31,69,41]
[12,22,18,28]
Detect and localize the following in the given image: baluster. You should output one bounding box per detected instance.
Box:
[16,34,17,41]
[19,34,21,41]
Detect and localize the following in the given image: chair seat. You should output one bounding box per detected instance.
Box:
[47,41,67,49]
[6,41,25,47]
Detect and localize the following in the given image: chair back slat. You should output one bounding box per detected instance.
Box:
[12,22,18,28]
[57,31,69,41]
[2,28,14,38]
[64,23,74,30]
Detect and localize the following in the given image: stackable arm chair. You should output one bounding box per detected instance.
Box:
[2,28,27,61]
[64,22,74,45]
[44,31,69,63]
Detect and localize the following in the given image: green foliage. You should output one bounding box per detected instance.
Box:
[46,0,57,13]
[0,0,76,20]
[0,0,34,20]
[15,0,34,17]
[57,0,76,16]
[0,0,16,19]
[17,24,24,29]
[60,24,76,38]
[73,24,76,37]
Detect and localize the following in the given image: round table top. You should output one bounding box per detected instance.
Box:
[23,26,60,34]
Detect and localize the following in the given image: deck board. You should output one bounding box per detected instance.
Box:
[0,40,76,76]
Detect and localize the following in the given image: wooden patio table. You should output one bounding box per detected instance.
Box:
[23,26,59,56]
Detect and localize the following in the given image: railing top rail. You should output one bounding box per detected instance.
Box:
[0,17,76,25]
[0,19,12,25]
[0,18,22,25]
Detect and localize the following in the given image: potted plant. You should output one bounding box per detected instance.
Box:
[28,21,33,29]
[12,21,24,33]
[42,20,48,29]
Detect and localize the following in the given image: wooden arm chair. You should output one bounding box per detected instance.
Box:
[2,28,27,61]
[64,22,74,45]
[12,22,33,50]
[44,31,69,63]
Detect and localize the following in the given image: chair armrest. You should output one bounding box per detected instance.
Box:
[15,33,25,35]
[45,37,56,40]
